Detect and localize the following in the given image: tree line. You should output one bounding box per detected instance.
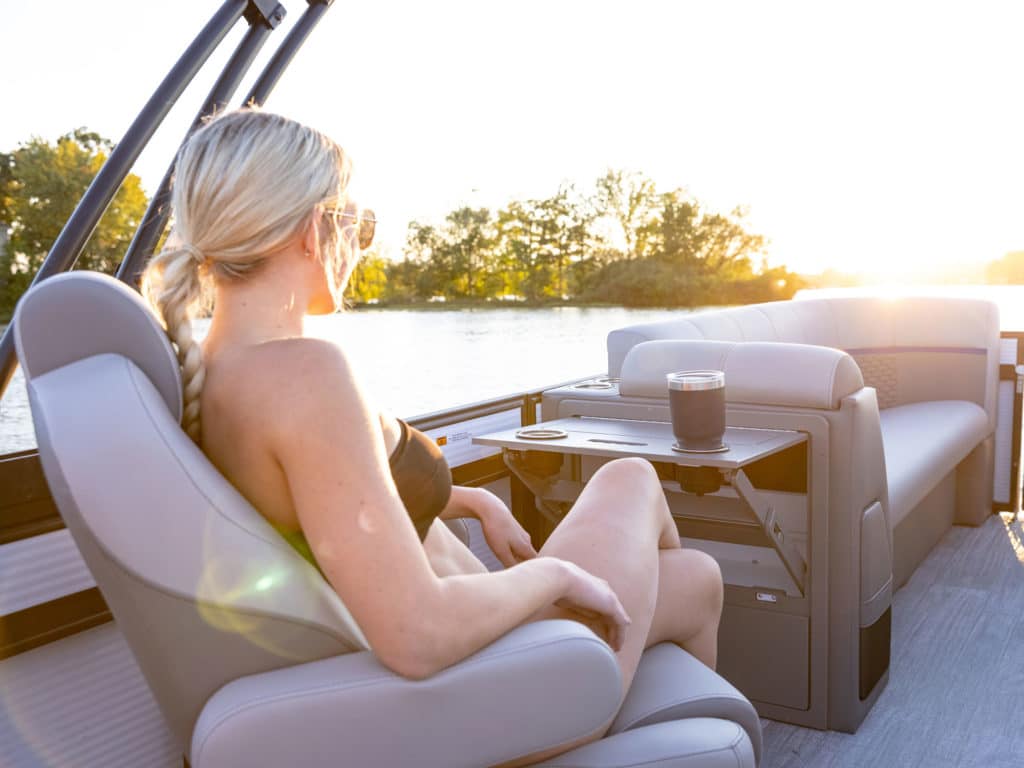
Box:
[15,130,1024,320]
[348,170,800,308]
[0,131,795,318]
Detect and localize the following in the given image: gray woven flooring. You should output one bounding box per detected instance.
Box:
[761,513,1024,768]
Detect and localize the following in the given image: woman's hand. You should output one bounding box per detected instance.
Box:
[448,486,537,567]
[553,559,632,652]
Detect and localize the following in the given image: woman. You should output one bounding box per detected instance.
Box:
[142,108,723,761]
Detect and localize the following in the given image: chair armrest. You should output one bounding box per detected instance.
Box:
[190,619,621,768]
[535,719,756,768]
[610,643,763,766]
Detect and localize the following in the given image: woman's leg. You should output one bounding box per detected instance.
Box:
[645,548,724,668]
[533,457,683,695]
[498,457,722,767]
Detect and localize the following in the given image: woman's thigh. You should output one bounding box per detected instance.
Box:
[531,458,669,696]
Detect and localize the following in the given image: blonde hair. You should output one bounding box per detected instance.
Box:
[141,108,351,442]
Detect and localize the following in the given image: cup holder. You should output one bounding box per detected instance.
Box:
[572,376,619,390]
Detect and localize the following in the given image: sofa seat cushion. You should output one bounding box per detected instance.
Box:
[880,401,989,525]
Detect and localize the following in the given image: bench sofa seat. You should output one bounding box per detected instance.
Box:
[881,400,989,527]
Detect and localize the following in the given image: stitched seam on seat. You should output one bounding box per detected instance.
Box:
[754,306,779,341]
[617,694,747,731]
[729,726,745,768]
[545,744,741,768]
[193,633,617,761]
[827,355,841,408]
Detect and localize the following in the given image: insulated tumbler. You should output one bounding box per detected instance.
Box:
[666,370,726,451]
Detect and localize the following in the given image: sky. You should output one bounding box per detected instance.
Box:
[3,0,1024,279]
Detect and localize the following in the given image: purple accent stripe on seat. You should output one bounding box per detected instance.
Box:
[846,346,987,356]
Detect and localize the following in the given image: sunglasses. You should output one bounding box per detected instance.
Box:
[326,207,376,250]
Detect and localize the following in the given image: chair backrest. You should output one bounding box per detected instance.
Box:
[13,271,368,754]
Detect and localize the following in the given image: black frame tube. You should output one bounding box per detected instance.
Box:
[245,0,333,106]
[0,0,249,396]
[115,6,284,287]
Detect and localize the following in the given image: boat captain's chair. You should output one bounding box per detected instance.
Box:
[13,271,762,768]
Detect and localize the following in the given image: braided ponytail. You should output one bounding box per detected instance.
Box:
[142,243,207,442]
[140,106,351,444]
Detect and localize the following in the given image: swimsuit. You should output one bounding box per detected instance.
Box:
[279,419,452,570]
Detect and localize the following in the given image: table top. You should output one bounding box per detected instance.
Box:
[474,416,806,469]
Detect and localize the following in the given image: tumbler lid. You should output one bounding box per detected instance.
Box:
[666,370,725,391]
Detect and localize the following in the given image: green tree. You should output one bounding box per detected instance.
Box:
[493,200,535,299]
[584,190,770,307]
[441,207,494,299]
[345,246,389,304]
[0,129,148,317]
[404,220,449,299]
[592,170,657,261]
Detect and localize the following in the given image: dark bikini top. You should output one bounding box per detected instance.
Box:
[279,419,452,571]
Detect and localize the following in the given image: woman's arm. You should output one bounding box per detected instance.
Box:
[441,486,538,565]
[266,339,628,679]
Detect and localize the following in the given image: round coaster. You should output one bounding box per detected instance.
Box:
[671,442,730,454]
[515,427,569,440]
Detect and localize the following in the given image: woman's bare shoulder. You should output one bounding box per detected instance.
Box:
[217,337,355,390]
[204,336,367,429]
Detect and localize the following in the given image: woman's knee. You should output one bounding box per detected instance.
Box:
[693,550,724,617]
[589,457,662,498]
[668,549,723,618]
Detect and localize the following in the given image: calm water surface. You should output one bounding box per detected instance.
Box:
[0,306,696,454]
[4,286,1024,456]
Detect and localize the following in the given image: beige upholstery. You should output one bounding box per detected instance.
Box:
[620,340,864,409]
[880,401,989,527]
[608,295,1001,537]
[608,296,1000,432]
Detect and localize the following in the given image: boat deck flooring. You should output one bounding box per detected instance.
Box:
[761,512,1024,768]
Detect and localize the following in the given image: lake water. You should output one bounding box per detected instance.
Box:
[4,286,1024,456]
[0,306,699,454]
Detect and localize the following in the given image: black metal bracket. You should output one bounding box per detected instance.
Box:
[245,0,287,28]
[245,0,334,105]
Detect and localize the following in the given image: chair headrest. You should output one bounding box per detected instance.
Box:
[13,271,183,422]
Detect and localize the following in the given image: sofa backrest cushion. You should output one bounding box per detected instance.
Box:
[620,340,864,410]
[608,296,1000,423]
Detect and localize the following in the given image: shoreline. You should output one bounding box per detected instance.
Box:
[344,299,710,312]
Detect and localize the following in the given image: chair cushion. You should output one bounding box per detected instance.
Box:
[880,401,989,525]
[535,719,755,768]
[609,642,761,766]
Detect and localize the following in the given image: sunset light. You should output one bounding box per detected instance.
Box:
[3,5,1024,768]
[3,0,1024,280]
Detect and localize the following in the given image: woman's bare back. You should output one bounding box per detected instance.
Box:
[199,337,402,535]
